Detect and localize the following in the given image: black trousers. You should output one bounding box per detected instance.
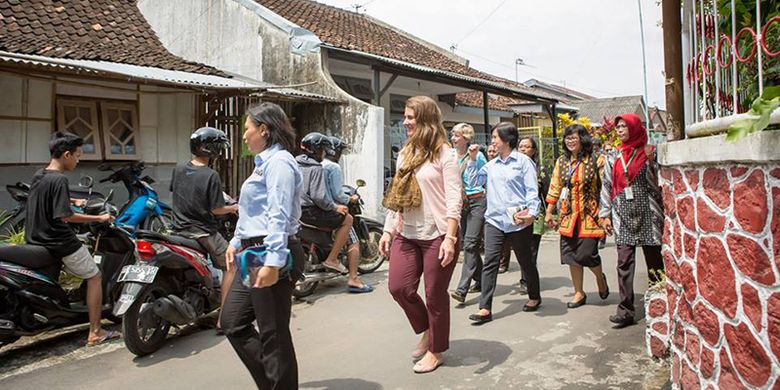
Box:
[221,238,304,389]
[480,224,540,311]
[616,245,664,319]
[455,196,485,295]
[520,234,542,282]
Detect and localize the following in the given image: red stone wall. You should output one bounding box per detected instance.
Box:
[659,165,780,389]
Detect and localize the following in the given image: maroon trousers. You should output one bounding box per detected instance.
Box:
[388,234,457,353]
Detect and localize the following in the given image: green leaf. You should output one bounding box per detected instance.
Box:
[726,119,755,142]
[762,86,780,101]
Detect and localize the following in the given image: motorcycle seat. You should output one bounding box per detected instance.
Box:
[0,244,59,269]
[135,230,206,253]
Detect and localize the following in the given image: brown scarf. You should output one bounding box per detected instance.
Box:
[382,163,422,212]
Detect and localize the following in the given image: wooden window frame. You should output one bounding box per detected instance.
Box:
[55,96,141,161]
[100,101,141,160]
[56,99,103,160]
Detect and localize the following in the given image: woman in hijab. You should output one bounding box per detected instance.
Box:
[599,113,664,328]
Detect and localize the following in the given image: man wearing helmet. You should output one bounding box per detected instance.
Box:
[322,136,373,293]
[170,127,238,333]
[296,132,352,275]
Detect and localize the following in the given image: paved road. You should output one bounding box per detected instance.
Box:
[0,236,669,389]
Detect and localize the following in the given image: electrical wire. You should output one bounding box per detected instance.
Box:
[455,0,509,46]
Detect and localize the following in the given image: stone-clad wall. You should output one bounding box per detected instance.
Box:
[658,162,780,389]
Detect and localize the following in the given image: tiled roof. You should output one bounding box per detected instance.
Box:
[0,0,222,76]
[575,96,647,124]
[256,0,553,100]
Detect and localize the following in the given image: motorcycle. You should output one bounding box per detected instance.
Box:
[112,229,220,356]
[0,176,102,239]
[1,162,171,239]
[97,161,172,233]
[0,191,137,348]
[294,179,386,298]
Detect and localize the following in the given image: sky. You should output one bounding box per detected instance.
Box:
[317,0,667,109]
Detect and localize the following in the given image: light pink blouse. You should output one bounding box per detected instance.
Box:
[383,145,463,240]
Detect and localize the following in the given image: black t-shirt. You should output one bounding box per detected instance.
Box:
[25,169,81,258]
[170,162,225,236]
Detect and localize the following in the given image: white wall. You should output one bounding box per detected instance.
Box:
[0,73,196,210]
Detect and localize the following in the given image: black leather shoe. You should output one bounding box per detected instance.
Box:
[469,313,492,325]
[523,300,542,312]
[599,273,610,300]
[450,291,465,303]
[567,296,587,309]
[609,315,635,328]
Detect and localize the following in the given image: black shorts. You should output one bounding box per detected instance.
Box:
[301,207,345,230]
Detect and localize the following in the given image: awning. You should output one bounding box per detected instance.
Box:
[325,46,559,104]
[0,51,339,103]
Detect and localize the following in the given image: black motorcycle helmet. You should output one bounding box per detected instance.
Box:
[190,127,229,158]
[326,136,348,158]
[300,132,331,159]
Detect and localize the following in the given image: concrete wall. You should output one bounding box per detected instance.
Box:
[0,73,195,211]
[657,131,780,389]
[139,0,386,218]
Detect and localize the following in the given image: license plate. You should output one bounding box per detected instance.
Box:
[118,265,158,283]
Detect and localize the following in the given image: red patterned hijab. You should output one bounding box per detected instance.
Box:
[611,113,648,200]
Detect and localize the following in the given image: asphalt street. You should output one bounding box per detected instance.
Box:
[0,235,669,389]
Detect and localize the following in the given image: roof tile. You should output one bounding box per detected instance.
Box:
[0,0,222,76]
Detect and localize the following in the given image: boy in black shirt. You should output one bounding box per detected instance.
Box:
[26,132,118,346]
[170,127,237,332]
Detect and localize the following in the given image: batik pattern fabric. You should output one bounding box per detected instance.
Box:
[546,153,605,238]
[599,156,663,246]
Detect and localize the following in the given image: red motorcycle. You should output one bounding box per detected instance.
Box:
[112,230,220,356]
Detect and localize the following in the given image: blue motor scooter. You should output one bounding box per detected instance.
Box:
[96,161,172,232]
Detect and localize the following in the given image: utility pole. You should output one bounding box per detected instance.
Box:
[515,58,524,82]
[638,0,651,130]
[662,0,684,140]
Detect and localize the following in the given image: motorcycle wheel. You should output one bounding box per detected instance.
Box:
[121,282,172,356]
[357,226,386,274]
[142,210,172,234]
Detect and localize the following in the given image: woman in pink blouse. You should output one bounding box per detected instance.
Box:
[379,95,462,374]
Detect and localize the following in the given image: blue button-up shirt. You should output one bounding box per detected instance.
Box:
[466,150,540,233]
[459,151,487,196]
[229,144,303,268]
[321,159,350,205]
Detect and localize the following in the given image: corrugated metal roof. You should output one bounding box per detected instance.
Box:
[260,88,342,103]
[0,51,271,90]
[328,47,559,103]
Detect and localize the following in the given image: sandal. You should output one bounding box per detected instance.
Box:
[86,330,122,347]
[323,261,347,274]
[413,358,444,374]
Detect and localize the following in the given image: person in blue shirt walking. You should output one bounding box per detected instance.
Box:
[465,122,542,324]
[449,123,487,304]
[221,102,304,389]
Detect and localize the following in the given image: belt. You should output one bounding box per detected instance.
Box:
[465,192,485,200]
[240,235,299,249]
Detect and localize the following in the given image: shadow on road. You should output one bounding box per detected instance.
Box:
[131,323,224,367]
[300,378,383,390]
[447,338,512,374]
[292,269,388,306]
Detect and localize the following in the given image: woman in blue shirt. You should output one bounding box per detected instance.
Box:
[466,122,542,324]
[221,102,304,389]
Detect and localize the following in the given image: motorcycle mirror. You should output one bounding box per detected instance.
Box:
[356,179,366,188]
[78,175,94,188]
